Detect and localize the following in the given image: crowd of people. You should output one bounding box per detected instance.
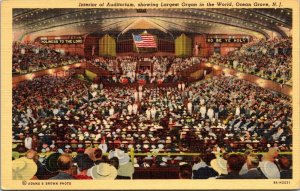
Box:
[12,41,82,75]
[209,38,292,85]
[95,56,202,84]
[169,57,201,74]
[12,73,292,180]
[13,146,291,180]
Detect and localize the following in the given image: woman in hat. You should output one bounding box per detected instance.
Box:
[73,154,94,179]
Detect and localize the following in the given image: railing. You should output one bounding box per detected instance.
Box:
[86,62,110,77]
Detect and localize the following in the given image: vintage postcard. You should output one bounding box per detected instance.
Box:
[1,0,299,190]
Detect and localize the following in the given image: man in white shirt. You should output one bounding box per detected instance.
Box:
[207,107,215,121]
[200,105,207,119]
[132,103,138,115]
[187,101,192,114]
[109,106,115,116]
[24,134,32,150]
[127,104,133,115]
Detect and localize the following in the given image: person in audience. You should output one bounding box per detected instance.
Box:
[179,163,193,179]
[259,147,280,179]
[73,154,94,179]
[25,149,48,179]
[49,154,74,180]
[278,156,292,179]
[108,149,134,179]
[240,154,266,179]
[193,153,218,179]
[217,154,245,179]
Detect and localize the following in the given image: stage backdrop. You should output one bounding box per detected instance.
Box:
[99,34,116,57]
[175,34,192,57]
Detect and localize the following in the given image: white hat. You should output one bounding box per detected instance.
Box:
[91,163,117,180]
[117,161,135,177]
[12,157,37,180]
[42,125,47,129]
[95,134,101,140]
[143,144,149,149]
[211,158,228,175]
[259,161,280,179]
[79,135,84,141]
[65,145,71,149]
[108,149,130,165]
[158,144,164,149]
[58,149,64,154]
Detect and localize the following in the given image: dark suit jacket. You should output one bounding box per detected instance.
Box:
[240,168,267,179]
[217,172,242,179]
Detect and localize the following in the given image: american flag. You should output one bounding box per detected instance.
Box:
[133,34,157,48]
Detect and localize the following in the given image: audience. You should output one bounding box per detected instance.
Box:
[209,38,292,85]
[12,41,82,75]
[11,43,293,180]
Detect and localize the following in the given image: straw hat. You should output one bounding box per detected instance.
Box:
[12,157,37,180]
[211,157,228,175]
[91,163,117,180]
[108,149,130,165]
[259,161,280,179]
[118,162,135,178]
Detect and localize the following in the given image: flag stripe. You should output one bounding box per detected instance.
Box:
[133,34,157,48]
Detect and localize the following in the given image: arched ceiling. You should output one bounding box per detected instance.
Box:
[13,8,292,41]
